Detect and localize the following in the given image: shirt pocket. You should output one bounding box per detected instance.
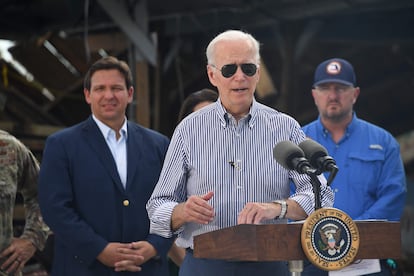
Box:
[347,150,385,192]
[348,150,385,162]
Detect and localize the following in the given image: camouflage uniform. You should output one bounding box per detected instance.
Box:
[0,130,49,274]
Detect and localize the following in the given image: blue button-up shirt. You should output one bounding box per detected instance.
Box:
[302,113,406,221]
[147,99,334,248]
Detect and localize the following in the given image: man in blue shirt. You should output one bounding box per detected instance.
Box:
[301,58,406,275]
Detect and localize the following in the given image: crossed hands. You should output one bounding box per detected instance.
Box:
[97,241,157,272]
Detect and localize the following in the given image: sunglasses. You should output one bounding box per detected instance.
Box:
[211,63,258,78]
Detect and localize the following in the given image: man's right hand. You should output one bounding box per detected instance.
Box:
[171,191,215,230]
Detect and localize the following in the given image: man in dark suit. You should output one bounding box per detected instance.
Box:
[38,56,173,275]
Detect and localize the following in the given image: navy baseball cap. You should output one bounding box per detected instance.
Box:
[313,58,356,87]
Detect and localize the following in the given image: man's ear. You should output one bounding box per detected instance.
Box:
[84,88,91,104]
[207,65,218,87]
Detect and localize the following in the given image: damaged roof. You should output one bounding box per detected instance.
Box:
[0,0,413,173]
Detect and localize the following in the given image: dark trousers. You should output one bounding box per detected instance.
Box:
[179,250,289,276]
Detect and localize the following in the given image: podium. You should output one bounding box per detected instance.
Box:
[193,221,401,262]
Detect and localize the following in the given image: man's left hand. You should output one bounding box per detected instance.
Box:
[237,202,279,224]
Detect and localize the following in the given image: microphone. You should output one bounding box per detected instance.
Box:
[298,139,338,172]
[273,141,314,175]
[299,139,339,185]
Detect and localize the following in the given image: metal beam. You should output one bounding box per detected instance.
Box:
[97,0,156,65]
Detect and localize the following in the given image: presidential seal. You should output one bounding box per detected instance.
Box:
[301,207,360,271]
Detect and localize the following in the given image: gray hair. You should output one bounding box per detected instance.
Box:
[206,30,261,65]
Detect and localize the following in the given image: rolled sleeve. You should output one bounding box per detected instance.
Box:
[291,173,334,215]
[149,201,179,238]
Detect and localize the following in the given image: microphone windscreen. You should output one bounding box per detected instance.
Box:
[273,141,305,170]
[299,139,328,166]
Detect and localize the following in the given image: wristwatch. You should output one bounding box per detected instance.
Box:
[273,200,287,219]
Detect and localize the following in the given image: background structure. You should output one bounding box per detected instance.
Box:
[0,0,413,274]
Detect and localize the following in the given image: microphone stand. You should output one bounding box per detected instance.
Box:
[308,170,322,210]
[289,170,323,276]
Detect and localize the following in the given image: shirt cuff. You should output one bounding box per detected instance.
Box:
[149,201,178,238]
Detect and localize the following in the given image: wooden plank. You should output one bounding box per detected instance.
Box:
[194,221,401,261]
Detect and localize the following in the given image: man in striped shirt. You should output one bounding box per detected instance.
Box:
[147,29,334,276]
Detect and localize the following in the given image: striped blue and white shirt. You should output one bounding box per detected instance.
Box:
[147,99,334,249]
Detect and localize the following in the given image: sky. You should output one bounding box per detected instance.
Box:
[0,39,14,62]
[0,39,34,82]
[0,39,56,100]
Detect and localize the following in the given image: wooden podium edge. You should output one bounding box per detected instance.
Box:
[193,221,401,261]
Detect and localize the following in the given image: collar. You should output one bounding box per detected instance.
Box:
[92,114,128,139]
[317,112,358,139]
[216,98,256,128]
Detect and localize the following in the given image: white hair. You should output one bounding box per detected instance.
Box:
[206,30,261,65]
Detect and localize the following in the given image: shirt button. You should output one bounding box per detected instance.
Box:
[123,200,129,206]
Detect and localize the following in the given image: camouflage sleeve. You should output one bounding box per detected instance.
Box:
[16,140,50,251]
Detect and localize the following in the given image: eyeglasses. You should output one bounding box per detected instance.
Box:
[314,84,353,94]
[210,63,258,78]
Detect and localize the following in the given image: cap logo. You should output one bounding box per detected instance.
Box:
[326,61,342,75]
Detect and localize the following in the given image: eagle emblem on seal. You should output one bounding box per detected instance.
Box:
[319,223,345,256]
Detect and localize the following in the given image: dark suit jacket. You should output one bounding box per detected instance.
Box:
[39,116,173,275]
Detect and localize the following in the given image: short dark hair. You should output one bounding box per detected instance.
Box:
[83,56,133,90]
[178,89,218,122]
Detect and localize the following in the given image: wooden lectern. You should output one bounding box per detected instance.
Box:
[193,221,401,261]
